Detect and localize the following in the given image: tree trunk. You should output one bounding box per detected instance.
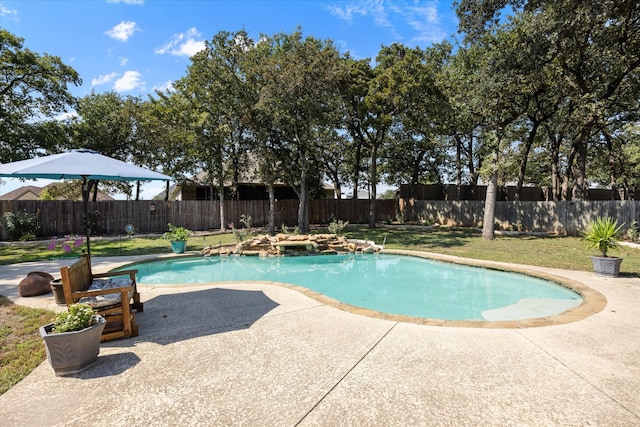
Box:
[298,166,309,233]
[455,135,462,200]
[548,128,561,201]
[218,183,226,232]
[562,144,577,201]
[467,132,477,199]
[482,167,498,240]
[603,131,620,200]
[333,181,341,200]
[515,120,539,201]
[267,183,275,236]
[90,180,99,202]
[572,114,597,201]
[368,144,378,229]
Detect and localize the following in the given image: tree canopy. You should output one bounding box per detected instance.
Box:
[0,29,80,163]
[2,0,638,232]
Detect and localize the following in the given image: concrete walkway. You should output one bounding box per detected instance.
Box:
[1,255,639,426]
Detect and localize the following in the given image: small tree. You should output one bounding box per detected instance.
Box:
[2,210,39,240]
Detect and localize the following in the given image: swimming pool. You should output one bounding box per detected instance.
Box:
[122,254,583,322]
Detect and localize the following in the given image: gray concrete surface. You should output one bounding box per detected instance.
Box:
[1,254,639,426]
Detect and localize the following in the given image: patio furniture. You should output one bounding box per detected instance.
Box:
[60,255,143,341]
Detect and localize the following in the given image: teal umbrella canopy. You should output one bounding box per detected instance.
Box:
[0,149,173,181]
[0,149,173,256]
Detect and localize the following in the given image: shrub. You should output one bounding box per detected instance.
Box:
[52,303,98,333]
[232,214,254,242]
[328,217,349,235]
[2,210,39,241]
[626,221,639,243]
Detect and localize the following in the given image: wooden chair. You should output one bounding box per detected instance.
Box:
[60,255,143,342]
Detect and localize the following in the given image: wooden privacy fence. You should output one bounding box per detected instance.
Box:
[0,199,397,240]
[400,199,640,236]
[1,199,638,240]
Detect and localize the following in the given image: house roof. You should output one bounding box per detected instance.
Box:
[0,184,115,201]
[0,186,42,201]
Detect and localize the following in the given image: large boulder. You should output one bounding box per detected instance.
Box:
[19,272,53,297]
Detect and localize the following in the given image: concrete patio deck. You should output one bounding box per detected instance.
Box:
[1,254,639,426]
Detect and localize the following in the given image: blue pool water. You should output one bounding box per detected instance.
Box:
[123,254,582,321]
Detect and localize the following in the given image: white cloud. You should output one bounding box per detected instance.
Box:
[91,72,117,86]
[152,81,174,93]
[119,57,129,66]
[155,27,206,57]
[106,0,144,4]
[327,0,391,28]
[0,3,18,17]
[54,111,78,121]
[328,1,451,47]
[114,70,144,92]
[404,4,448,44]
[175,38,205,56]
[105,21,138,42]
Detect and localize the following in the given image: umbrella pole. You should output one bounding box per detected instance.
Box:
[82,177,91,259]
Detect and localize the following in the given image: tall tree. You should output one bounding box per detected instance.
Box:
[457,0,640,200]
[340,56,374,201]
[0,30,80,163]
[252,30,345,232]
[179,30,255,230]
[69,91,141,200]
[381,43,450,187]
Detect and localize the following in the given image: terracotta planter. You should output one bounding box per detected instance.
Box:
[40,315,106,376]
[170,240,187,254]
[590,256,623,277]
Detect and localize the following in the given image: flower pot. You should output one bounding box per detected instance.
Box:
[50,279,66,305]
[590,256,623,277]
[170,240,187,254]
[40,315,106,376]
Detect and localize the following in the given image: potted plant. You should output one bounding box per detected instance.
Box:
[39,303,106,376]
[582,216,624,277]
[163,222,191,253]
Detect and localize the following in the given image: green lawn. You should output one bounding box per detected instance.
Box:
[1,226,637,274]
[346,226,639,274]
[0,296,55,395]
[0,233,238,266]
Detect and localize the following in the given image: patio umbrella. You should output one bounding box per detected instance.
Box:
[0,149,173,255]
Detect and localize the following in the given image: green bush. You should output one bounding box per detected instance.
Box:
[626,221,639,243]
[328,217,349,235]
[2,210,39,241]
[52,303,98,333]
[232,214,254,242]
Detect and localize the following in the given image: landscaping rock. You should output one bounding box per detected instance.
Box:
[27,271,55,281]
[202,234,381,257]
[19,273,53,297]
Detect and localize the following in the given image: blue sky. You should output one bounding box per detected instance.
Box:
[1,0,459,198]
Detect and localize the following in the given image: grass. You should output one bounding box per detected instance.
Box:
[0,296,55,395]
[0,226,638,272]
[0,233,238,266]
[1,225,638,395]
[345,225,640,274]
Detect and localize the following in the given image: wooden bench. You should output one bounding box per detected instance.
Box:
[60,255,143,342]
